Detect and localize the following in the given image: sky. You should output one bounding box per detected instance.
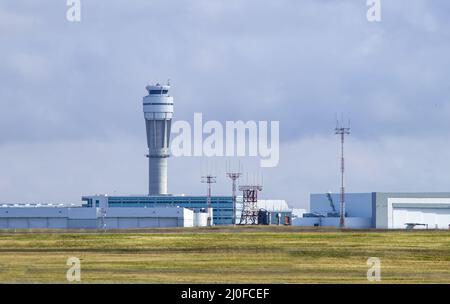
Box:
[1,0,450,208]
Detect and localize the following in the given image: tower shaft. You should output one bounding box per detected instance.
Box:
[143,83,173,195]
[148,157,168,195]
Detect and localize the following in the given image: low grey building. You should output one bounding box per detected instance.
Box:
[0,204,194,229]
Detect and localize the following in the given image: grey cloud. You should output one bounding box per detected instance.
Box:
[1,1,449,143]
[1,1,450,205]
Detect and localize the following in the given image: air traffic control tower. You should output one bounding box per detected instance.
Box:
[143,83,173,195]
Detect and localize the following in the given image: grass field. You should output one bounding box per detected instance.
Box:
[0,226,449,283]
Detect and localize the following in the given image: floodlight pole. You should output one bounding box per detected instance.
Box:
[201,175,216,227]
[226,172,242,226]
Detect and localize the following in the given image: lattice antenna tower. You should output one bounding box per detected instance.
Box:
[238,172,263,225]
[335,114,351,228]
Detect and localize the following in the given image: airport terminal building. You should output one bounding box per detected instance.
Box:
[81,195,292,226]
[82,195,236,226]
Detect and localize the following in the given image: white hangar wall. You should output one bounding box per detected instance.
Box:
[375,193,450,229]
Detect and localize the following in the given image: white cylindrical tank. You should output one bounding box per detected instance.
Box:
[194,212,208,227]
[207,207,214,226]
[143,83,174,195]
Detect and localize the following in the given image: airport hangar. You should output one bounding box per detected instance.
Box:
[293,192,450,229]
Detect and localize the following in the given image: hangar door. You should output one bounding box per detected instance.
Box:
[392,207,450,229]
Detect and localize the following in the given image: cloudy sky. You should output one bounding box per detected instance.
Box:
[0,0,450,208]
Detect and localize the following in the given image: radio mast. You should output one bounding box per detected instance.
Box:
[335,117,350,228]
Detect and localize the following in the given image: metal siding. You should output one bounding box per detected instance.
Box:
[47,218,67,229]
[310,193,373,218]
[8,218,28,229]
[118,218,139,228]
[0,219,7,228]
[137,218,159,228]
[68,219,98,229]
[105,218,119,229]
[29,218,48,228]
[371,192,376,228]
[158,218,178,228]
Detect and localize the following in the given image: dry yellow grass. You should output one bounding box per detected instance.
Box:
[0,226,449,283]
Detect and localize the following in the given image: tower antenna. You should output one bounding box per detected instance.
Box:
[335,115,351,228]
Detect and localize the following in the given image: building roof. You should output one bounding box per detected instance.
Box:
[257,200,291,212]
